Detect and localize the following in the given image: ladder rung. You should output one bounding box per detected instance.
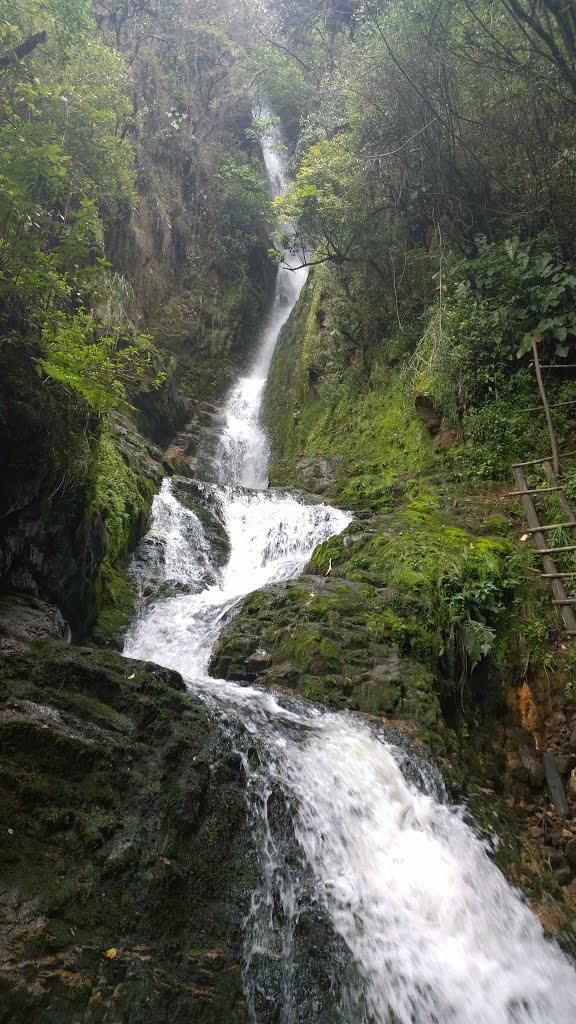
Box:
[510,487,563,496]
[521,400,576,413]
[542,572,576,578]
[553,599,576,605]
[526,522,576,533]
[512,450,576,468]
[540,364,576,369]
[539,544,576,554]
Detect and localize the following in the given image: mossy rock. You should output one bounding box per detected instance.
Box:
[210,573,443,728]
[91,558,137,649]
[0,635,254,1022]
[210,487,521,728]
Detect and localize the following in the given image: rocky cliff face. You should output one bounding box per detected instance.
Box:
[0,346,101,636]
[0,340,169,640]
[0,191,275,643]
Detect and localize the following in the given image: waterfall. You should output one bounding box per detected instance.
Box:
[123,115,576,1023]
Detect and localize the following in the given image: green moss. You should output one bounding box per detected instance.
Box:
[92,557,137,647]
[92,433,154,562]
[279,629,341,674]
[57,688,135,734]
[89,424,164,644]
[264,268,433,510]
[306,497,525,703]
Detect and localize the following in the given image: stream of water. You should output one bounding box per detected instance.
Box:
[123,117,576,1023]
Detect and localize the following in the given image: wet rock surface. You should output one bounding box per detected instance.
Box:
[293,455,342,496]
[0,630,254,1023]
[0,595,71,654]
[164,403,226,479]
[171,477,231,569]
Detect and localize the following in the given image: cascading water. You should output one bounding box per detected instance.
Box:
[124,115,576,1022]
[212,119,307,491]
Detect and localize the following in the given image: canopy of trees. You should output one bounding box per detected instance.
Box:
[2,0,575,434]
[0,0,274,411]
[249,0,576,447]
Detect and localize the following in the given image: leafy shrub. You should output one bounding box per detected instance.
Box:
[38,310,166,414]
[412,236,576,431]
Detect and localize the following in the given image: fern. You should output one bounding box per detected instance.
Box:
[462,619,496,672]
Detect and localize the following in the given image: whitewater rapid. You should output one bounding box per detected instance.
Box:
[123,115,576,1023]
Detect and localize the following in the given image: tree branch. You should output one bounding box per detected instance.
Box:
[0,30,47,70]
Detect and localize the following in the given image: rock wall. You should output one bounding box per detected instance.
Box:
[0,150,276,642]
[0,343,167,640]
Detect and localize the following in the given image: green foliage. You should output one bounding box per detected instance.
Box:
[396,235,576,481]
[246,44,317,138]
[278,137,365,264]
[517,618,555,677]
[212,158,273,265]
[38,311,165,414]
[461,620,496,673]
[412,237,576,425]
[0,14,134,325]
[0,0,161,420]
[565,648,576,704]
[245,114,280,143]
[448,237,576,364]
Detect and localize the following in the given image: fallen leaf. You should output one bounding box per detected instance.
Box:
[127,674,135,680]
[105,947,117,959]
[520,534,529,542]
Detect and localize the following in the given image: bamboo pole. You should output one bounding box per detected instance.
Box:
[532,338,560,476]
[512,450,576,468]
[543,462,576,539]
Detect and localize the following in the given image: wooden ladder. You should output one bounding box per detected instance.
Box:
[511,460,576,637]
[510,342,576,636]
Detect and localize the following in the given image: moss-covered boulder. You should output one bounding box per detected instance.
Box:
[210,494,528,740]
[210,573,443,730]
[0,625,254,1022]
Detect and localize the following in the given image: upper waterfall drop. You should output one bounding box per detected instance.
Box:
[212,115,308,490]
